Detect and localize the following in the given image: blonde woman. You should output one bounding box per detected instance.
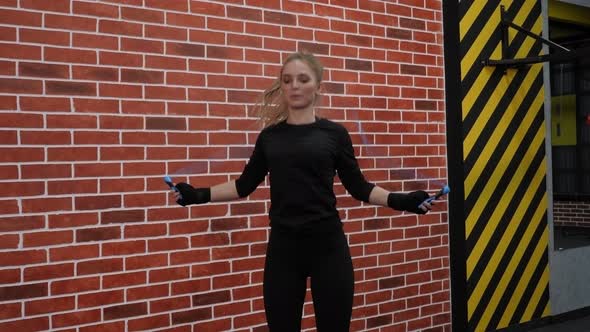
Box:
[171,52,432,331]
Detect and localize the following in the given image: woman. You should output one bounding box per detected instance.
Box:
[170,52,432,331]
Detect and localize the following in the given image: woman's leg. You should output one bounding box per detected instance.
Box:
[263,228,308,332]
[310,229,355,332]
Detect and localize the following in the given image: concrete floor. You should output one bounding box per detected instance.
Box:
[527,313,590,332]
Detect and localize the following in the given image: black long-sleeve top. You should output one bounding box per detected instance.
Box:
[235,118,375,229]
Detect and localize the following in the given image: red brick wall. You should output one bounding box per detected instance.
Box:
[554,201,590,228]
[0,0,450,331]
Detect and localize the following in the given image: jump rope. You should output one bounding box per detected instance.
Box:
[163,117,450,208]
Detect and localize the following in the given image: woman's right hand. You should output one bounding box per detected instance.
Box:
[173,183,211,206]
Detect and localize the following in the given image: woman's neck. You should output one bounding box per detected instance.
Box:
[286,107,316,125]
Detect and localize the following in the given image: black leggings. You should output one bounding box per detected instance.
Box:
[263,224,354,332]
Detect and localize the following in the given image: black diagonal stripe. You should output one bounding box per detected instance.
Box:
[466,126,546,294]
[532,286,549,319]
[462,1,539,134]
[460,0,527,96]
[459,0,501,59]
[463,74,543,226]
[485,210,548,331]
[507,245,549,327]
[467,189,547,331]
[506,1,542,58]
[463,69,543,208]
[467,111,545,288]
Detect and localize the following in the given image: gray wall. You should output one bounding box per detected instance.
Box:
[543,0,590,315]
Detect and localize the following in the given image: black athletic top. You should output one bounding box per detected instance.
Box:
[235,118,375,229]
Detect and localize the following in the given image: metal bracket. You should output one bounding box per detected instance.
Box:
[481,5,573,69]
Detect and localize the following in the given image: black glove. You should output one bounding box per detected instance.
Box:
[174,183,211,207]
[387,190,430,214]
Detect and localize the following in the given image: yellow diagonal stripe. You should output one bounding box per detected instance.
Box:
[476,191,546,331]
[464,68,543,239]
[496,223,548,328]
[521,265,550,323]
[467,149,546,322]
[463,16,542,162]
[467,155,547,320]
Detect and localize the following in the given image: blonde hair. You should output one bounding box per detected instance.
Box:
[256,52,323,128]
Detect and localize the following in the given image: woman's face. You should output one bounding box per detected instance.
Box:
[280,59,320,111]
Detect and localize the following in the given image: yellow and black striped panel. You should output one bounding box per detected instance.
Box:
[458,0,550,331]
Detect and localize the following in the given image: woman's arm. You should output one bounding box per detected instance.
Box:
[210,180,240,202]
[368,185,432,213]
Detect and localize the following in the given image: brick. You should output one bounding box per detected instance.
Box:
[208,17,244,33]
[46,114,97,129]
[99,51,143,67]
[99,83,143,98]
[227,6,261,21]
[45,47,97,64]
[0,249,46,266]
[20,28,70,46]
[145,24,187,41]
[150,296,191,314]
[52,276,100,295]
[0,95,15,109]
[121,100,165,115]
[49,244,99,261]
[145,116,186,130]
[104,302,147,320]
[21,197,72,213]
[172,308,211,324]
[102,240,146,256]
[167,12,205,28]
[22,129,70,145]
[0,317,49,332]
[0,78,43,93]
[102,271,146,289]
[170,249,210,265]
[52,309,102,328]
[101,209,145,224]
[76,226,121,242]
[78,290,124,309]
[0,302,21,320]
[129,314,170,331]
[20,96,71,111]
[126,253,168,270]
[74,98,119,113]
[146,55,187,70]
[127,284,169,301]
[264,10,296,25]
[190,1,225,16]
[73,1,119,18]
[0,283,47,301]
[122,6,165,23]
[206,46,243,60]
[0,268,20,284]
[26,296,75,315]
[73,131,119,145]
[23,230,73,247]
[0,234,19,249]
[77,258,123,275]
[19,62,69,79]
[99,20,143,36]
[122,37,164,54]
[73,65,118,81]
[45,13,96,31]
[24,263,74,281]
[145,85,186,100]
[0,9,42,26]
[124,223,167,238]
[73,33,118,50]
[46,147,97,161]
[193,290,231,306]
[149,266,190,283]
